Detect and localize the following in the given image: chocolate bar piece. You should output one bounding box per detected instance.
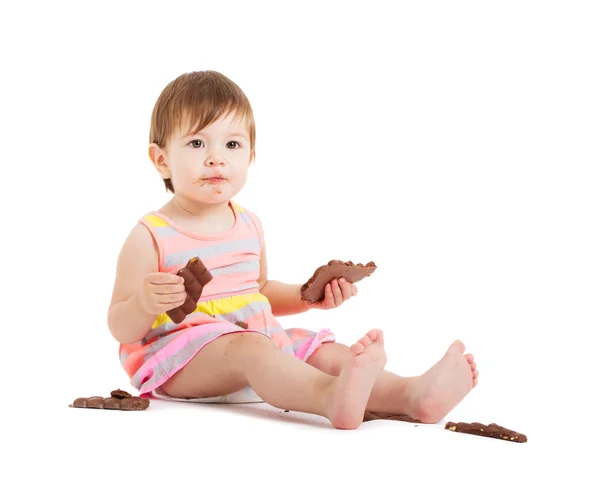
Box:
[110,389,132,399]
[363,412,424,423]
[234,321,248,329]
[300,260,377,304]
[166,257,213,323]
[445,421,527,443]
[70,396,149,411]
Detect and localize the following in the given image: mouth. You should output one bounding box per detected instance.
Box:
[202,177,226,183]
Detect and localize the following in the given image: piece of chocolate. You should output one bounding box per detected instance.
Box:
[445,421,527,443]
[85,396,105,409]
[300,260,377,304]
[119,397,150,411]
[110,389,132,399]
[72,397,92,408]
[166,257,213,323]
[234,321,248,329]
[69,396,150,411]
[363,412,424,423]
[104,397,122,409]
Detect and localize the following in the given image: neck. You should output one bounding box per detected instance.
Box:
[172,196,230,218]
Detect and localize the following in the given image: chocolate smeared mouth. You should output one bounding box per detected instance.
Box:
[194,174,226,183]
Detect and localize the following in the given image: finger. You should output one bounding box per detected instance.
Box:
[153,282,186,295]
[330,279,343,306]
[338,278,353,299]
[157,283,186,295]
[318,284,333,309]
[148,272,185,285]
[159,300,186,310]
[351,284,358,296]
[158,293,187,305]
[323,284,335,308]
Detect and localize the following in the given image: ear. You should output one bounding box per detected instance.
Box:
[148,143,170,179]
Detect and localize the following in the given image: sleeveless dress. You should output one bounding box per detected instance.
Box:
[118,200,336,402]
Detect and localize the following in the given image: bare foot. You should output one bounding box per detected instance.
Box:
[325,329,387,429]
[409,340,478,423]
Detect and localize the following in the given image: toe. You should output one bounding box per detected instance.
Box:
[449,340,465,354]
[470,361,477,371]
[367,328,384,344]
[473,370,479,379]
[359,335,372,348]
[465,353,474,363]
[366,328,379,341]
[350,342,365,355]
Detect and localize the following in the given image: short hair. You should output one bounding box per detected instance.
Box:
[149,70,256,193]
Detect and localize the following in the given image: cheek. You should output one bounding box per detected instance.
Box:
[172,160,198,181]
[182,164,198,179]
[234,168,249,185]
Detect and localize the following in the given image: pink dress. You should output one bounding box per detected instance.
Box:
[118,200,335,400]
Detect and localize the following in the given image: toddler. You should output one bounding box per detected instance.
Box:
[107,70,479,429]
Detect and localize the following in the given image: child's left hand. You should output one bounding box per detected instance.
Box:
[306,278,358,310]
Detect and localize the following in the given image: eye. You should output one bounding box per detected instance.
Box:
[227,141,240,149]
[189,139,204,148]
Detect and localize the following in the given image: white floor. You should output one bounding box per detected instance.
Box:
[13,387,595,483]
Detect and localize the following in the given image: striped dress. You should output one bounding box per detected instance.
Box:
[119,200,336,400]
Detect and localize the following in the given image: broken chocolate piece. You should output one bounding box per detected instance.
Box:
[110,389,132,399]
[120,397,150,411]
[301,260,377,304]
[166,257,213,323]
[69,396,150,411]
[363,412,425,423]
[445,421,527,443]
[234,321,248,329]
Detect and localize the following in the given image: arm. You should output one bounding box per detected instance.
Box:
[261,281,309,317]
[254,214,310,317]
[107,224,160,344]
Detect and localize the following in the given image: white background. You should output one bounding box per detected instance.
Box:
[2,1,598,481]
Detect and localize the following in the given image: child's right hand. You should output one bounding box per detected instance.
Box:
[137,272,187,316]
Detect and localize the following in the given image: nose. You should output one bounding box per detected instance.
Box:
[205,153,225,167]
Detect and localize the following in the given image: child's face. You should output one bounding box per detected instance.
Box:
[158,112,253,203]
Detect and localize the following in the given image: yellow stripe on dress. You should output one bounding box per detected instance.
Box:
[151,292,269,329]
[144,214,170,228]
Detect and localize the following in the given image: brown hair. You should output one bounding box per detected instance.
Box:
[149,70,256,193]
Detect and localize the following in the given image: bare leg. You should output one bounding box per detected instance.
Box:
[160,329,387,429]
[307,339,479,423]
